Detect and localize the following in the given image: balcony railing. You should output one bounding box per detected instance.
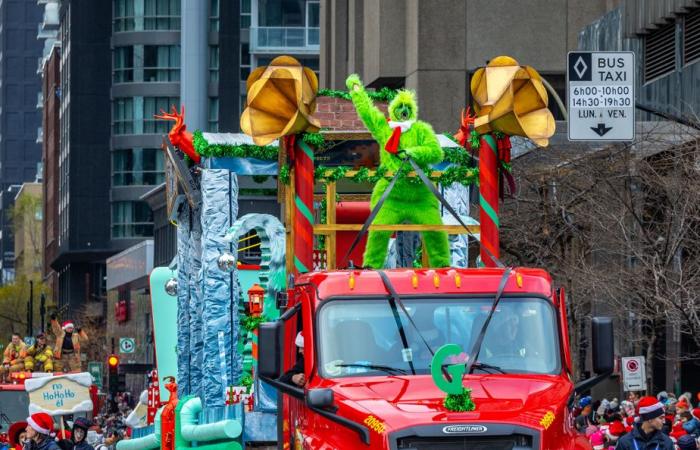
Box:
[250,26,320,54]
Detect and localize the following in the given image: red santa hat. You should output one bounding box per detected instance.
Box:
[62,321,74,331]
[26,413,54,436]
[607,420,626,439]
[637,396,665,421]
[691,407,700,421]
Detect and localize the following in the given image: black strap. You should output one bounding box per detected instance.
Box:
[339,160,406,268]
[406,157,505,268]
[464,268,512,375]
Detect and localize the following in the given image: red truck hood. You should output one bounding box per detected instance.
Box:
[330,374,570,431]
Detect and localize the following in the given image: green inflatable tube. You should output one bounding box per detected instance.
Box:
[116,409,163,450]
[176,396,242,450]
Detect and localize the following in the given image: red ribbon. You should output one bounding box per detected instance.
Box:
[385,119,401,154]
[454,107,476,148]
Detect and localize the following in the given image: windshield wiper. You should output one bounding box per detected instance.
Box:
[441,361,507,375]
[470,361,507,374]
[335,363,409,375]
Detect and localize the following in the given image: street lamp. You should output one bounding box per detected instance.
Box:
[247,284,265,316]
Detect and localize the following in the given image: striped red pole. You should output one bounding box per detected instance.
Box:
[479,134,500,267]
[293,139,315,275]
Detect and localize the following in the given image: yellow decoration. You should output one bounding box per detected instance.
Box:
[348,272,356,290]
[412,273,419,289]
[539,411,556,430]
[455,273,461,288]
[471,56,555,147]
[433,273,440,288]
[363,415,386,435]
[516,272,523,288]
[240,55,321,146]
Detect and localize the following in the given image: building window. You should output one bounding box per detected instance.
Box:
[241,0,251,29]
[240,43,250,81]
[113,98,134,135]
[144,0,181,31]
[112,201,154,238]
[684,8,700,65]
[143,97,179,133]
[209,0,220,32]
[144,45,180,82]
[644,21,677,82]
[114,0,135,32]
[114,46,134,83]
[208,97,219,132]
[113,148,165,186]
[209,46,219,83]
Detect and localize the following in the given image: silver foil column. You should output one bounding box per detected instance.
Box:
[200,169,240,408]
[176,203,192,397]
[189,208,204,399]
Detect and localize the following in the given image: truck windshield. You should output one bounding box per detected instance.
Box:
[317,297,560,377]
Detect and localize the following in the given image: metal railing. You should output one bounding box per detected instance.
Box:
[250,26,320,53]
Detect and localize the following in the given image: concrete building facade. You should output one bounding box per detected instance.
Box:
[320,0,620,133]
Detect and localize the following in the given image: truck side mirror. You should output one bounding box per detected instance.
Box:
[306,388,335,409]
[592,317,614,375]
[259,321,283,378]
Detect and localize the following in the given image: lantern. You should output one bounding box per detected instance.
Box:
[247,283,265,316]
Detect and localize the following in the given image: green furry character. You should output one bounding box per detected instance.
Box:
[346,74,450,268]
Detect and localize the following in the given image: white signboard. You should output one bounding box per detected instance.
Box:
[119,337,136,354]
[567,51,635,141]
[25,372,93,416]
[621,356,646,392]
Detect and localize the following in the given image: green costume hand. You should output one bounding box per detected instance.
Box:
[346,74,362,92]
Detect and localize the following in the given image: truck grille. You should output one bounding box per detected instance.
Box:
[396,435,533,450]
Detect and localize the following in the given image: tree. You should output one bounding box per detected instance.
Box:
[500,126,700,390]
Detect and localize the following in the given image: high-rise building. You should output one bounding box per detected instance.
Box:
[0,0,44,283]
[49,0,113,313]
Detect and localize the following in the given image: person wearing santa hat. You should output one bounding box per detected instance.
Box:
[615,396,674,449]
[278,332,305,387]
[50,314,88,372]
[24,413,59,450]
[682,408,700,436]
[605,420,626,448]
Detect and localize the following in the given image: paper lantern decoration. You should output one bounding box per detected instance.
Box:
[471,56,555,147]
[240,55,321,146]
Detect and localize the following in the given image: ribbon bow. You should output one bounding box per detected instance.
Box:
[454,107,476,148]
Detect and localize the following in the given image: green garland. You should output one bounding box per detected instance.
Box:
[240,314,269,333]
[301,131,326,148]
[240,374,253,393]
[318,87,398,102]
[443,387,476,412]
[279,164,291,184]
[311,163,478,188]
[193,130,278,160]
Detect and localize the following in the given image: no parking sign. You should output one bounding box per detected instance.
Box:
[621,356,646,392]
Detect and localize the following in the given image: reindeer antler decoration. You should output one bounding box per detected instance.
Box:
[155,105,200,164]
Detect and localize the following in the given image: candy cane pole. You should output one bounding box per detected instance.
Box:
[293,139,315,274]
[479,134,500,266]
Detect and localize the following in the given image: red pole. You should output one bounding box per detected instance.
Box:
[479,134,499,267]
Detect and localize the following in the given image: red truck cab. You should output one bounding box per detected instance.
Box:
[259,267,614,449]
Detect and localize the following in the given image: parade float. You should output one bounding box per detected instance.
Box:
[124,56,617,449]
